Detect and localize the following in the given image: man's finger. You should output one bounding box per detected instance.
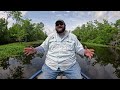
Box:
[23,49,28,52]
[24,49,30,53]
[91,53,93,57]
[30,46,34,49]
[91,52,94,54]
[24,48,33,51]
[24,50,29,53]
[87,53,93,59]
[24,48,30,50]
[89,55,91,59]
[24,52,28,55]
[26,52,31,56]
[24,49,31,52]
[90,49,94,52]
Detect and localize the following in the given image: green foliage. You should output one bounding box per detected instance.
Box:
[0,11,47,44]
[0,40,44,62]
[8,23,26,42]
[4,11,22,23]
[33,22,46,40]
[20,19,47,42]
[0,18,9,44]
[72,19,120,46]
[115,19,120,28]
[0,43,26,61]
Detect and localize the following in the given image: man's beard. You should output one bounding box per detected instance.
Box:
[56,27,65,33]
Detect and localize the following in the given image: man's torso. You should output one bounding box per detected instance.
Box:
[45,31,77,71]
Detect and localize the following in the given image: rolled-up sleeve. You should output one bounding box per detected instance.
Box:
[74,36,85,56]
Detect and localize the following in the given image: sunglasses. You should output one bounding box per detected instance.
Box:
[56,22,64,26]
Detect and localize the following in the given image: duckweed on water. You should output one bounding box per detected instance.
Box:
[0,40,44,66]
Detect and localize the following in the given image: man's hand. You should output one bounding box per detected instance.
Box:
[24,47,37,56]
[84,48,94,59]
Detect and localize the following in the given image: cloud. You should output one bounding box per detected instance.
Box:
[66,11,70,13]
[21,11,28,16]
[51,11,57,13]
[107,11,120,21]
[0,11,27,19]
[46,11,120,33]
[4,11,120,35]
[66,20,84,31]
[0,11,28,28]
[92,11,109,21]
[0,11,7,19]
[71,11,120,23]
[56,14,63,17]
[44,24,55,35]
[48,11,120,32]
[87,11,120,23]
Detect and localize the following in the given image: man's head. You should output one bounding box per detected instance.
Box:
[55,20,66,33]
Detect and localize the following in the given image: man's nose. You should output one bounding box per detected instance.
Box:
[57,24,61,26]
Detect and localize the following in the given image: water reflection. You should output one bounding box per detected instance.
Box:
[80,44,120,79]
[0,50,45,79]
[8,66,24,79]
[0,43,120,79]
[0,57,10,70]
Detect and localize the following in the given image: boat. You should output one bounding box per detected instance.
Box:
[29,69,90,79]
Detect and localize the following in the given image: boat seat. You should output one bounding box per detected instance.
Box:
[36,71,85,79]
[56,71,67,79]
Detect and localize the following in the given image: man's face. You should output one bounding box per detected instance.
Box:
[55,21,65,33]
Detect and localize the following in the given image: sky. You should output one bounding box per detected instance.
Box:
[0,11,120,35]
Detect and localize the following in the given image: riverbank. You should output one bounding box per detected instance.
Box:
[0,41,120,62]
[0,40,44,61]
[82,42,120,50]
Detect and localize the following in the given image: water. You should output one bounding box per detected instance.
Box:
[0,53,45,79]
[78,45,120,79]
[0,44,120,79]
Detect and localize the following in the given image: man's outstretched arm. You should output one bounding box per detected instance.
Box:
[24,36,49,56]
[74,36,94,59]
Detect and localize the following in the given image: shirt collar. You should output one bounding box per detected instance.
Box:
[55,30,69,42]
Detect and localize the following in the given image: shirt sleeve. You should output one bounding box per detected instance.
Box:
[35,36,50,54]
[74,35,85,56]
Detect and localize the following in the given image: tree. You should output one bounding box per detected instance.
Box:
[21,19,34,42]
[115,19,120,29]
[72,19,119,46]
[4,11,22,24]
[9,23,26,42]
[0,18,9,44]
[33,22,46,40]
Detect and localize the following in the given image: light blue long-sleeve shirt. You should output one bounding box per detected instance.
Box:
[35,31,85,71]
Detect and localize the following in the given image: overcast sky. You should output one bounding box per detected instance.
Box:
[0,11,120,35]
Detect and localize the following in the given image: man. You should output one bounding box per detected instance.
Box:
[24,20,94,79]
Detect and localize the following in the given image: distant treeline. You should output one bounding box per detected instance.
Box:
[1,11,120,47]
[72,19,120,47]
[0,11,47,45]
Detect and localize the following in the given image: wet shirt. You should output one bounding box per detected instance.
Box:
[35,31,85,71]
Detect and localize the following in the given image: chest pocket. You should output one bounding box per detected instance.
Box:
[62,40,75,51]
[48,37,75,51]
[49,38,59,51]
